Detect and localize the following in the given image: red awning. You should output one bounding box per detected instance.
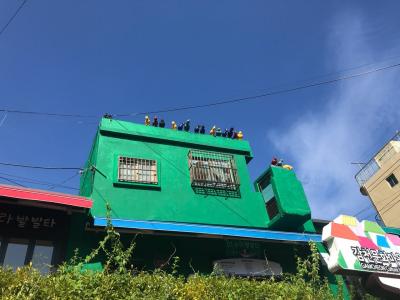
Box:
[0,184,92,209]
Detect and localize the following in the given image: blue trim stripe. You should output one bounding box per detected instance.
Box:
[94,218,321,243]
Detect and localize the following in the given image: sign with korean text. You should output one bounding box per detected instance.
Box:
[225,239,262,258]
[322,215,400,277]
[0,203,66,234]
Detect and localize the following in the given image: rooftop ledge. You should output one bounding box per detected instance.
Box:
[99,118,254,162]
[0,184,92,209]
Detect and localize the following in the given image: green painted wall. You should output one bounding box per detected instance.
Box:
[80,133,99,198]
[82,118,269,228]
[255,166,312,230]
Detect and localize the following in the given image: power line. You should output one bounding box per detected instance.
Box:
[114,61,400,117]
[0,109,98,119]
[259,53,400,92]
[0,176,78,191]
[0,175,26,187]
[2,60,400,120]
[113,119,255,226]
[0,0,29,37]
[48,173,80,190]
[357,188,400,223]
[354,205,374,217]
[0,161,82,170]
[0,171,79,190]
[361,211,380,222]
[0,59,400,118]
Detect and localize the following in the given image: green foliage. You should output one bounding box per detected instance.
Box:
[0,265,339,300]
[0,211,341,299]
[82,203,136,274]
[0,243,340,299]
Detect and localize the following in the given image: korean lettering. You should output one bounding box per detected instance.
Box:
[0,212,7,223]
[351,246,400,273]
[42,218,56,228]
[0,212,15,225]
[5,213,13,224]
[0,210,58,230]
[16,215,29,228]
[31,217,42,229]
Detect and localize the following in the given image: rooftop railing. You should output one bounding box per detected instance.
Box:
[355,132,400,186]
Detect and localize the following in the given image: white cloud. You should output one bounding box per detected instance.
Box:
[268,12,400,220]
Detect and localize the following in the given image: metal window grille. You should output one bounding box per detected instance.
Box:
[188,149,240,191]
[118,156,158,184]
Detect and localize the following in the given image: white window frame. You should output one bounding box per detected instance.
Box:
[117,156,158,184]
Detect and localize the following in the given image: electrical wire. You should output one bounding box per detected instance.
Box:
[47,173,80,190]
[357,188,400,223]
[114,61,400,117]
[113,119,255,226]
[0,0,29,37]
[0,161,82,170]
[354,205,374,217]
[0,176,78,191]
[0,171,79,190]
[0,175,26,187]
[0,60,399,196]
[2,60,400,120]
[0,109,98,118]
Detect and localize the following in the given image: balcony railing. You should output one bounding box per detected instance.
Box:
[355,132,400,186]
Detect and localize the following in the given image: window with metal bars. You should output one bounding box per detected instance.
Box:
[188,149,240,191]
[118,156,158,184]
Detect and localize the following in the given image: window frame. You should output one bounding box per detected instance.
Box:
[113,154,161,189]
[257,171,281,222]
[265,197,280,221]
[0,237,56,274]
[188,149,240,191]
[386,173,399,188]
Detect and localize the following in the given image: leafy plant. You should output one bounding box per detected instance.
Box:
[0,207,366,299]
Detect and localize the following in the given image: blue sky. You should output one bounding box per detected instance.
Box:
[1,1,400,220]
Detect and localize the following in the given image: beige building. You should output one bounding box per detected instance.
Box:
[356,133,400,227]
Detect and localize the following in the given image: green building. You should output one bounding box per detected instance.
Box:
[1,117,399,297]
[66,117,328,278]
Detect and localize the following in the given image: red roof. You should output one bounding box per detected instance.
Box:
[0,184,92,209]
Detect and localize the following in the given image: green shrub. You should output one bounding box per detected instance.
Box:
[0,207,340,299]
[0,265,338,300]
[0,239,339,299]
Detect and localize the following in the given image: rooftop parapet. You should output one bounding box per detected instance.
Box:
[99,118,254,161]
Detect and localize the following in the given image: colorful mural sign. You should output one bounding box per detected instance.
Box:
[322,215,400,277]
